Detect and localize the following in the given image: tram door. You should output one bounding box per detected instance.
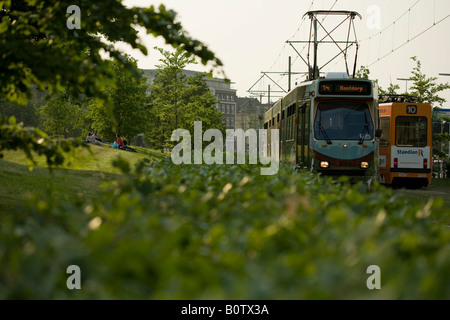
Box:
[296,101,310,168]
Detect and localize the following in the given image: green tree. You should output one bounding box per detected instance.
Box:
[145,47,193,149]
[379,83,401,97]
[181,73,226,134]
[356,65,405,97]
[0,0,223,164]
[409,56,450,110]
[146,47,225,150]
[408,56,450,159]
[0,86,45,128]
[0,0,223,105]
[88,56,150,142]
[39,92,84,138]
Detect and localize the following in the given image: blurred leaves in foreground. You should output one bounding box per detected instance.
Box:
[0,158,449,299]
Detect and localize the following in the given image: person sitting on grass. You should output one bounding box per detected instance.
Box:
[116,134,125,149]
[86,131,103,146]
[113,134,138,152]
[92,130,104,142]
[86,132,93,143]
[123,139,137,152]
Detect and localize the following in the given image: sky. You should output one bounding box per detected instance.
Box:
[120,0,450,105]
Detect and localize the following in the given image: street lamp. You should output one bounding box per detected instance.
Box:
[439,73,450,76]
[397,78,413,93]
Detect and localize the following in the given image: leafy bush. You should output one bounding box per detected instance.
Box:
[1,157,449,299]
[0,116,88,169]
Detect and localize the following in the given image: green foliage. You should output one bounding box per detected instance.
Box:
[0,116,87,169]
[433,132,450,160]
[1,158,449,299]
[88,56,150,142]
[39,92,85,138]
[0,85,46,127]
[0,0,223,105]
[407,57,450,160]
[379,83,401,96]
[0,0,224,166]
[409,56,450,108]
[356,65,370,79]
[146,47,225,150]
[364,59,450,159]
[182,73,226,134]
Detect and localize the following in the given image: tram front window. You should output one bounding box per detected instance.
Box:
[314,102,374,141]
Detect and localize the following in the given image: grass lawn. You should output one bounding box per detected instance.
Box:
[391,177,450,207]
[0,144,167,213]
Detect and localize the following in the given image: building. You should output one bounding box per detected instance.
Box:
[141,69,237,129]
[235,97,268,131]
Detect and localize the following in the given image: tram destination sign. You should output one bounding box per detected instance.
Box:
[319,81,372,96]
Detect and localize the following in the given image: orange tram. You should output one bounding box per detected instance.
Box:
[378,96,433,189]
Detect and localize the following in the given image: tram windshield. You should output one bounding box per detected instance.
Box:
[395,116,427,147]
[314,102,374,141]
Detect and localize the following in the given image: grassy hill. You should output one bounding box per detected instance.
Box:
[0,144,166,213]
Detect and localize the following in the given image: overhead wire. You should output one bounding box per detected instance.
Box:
[250,0,343,95]
[258,0,317,95]
[273,0,339,89]
[368,14,450,67]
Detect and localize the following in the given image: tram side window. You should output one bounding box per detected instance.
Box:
[395,116,427,147]
[379,117,390,146]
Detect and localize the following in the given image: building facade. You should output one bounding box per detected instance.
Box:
[235,97,269,131]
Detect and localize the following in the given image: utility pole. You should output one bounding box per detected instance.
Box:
[397,78,413,93]
[288,56,292,91]
[313,17,319,80]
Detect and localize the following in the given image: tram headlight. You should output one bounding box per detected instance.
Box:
[320,161,329,168]
[360,161,369,169]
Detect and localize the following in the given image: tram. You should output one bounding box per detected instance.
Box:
[378,96,433,188]
[264,73,380,184]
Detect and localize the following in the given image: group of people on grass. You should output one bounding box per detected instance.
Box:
[85,131,137,152]
[86,130,106,146]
